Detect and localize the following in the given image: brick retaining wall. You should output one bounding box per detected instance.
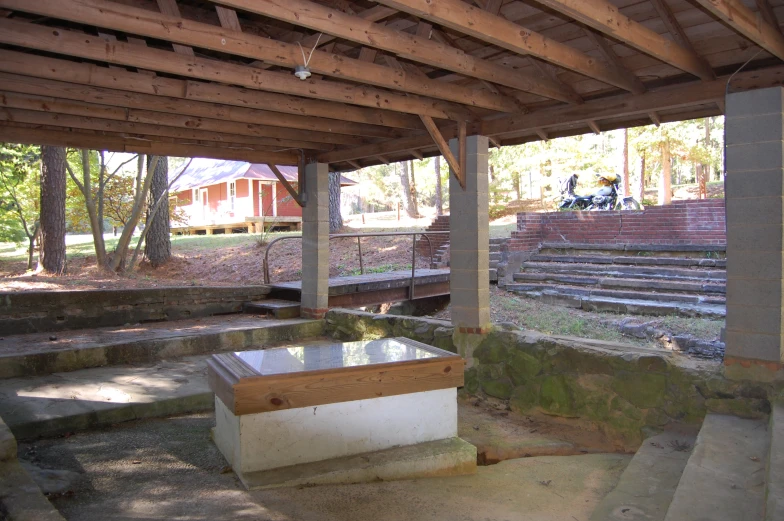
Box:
[415,214,451,257]
[509,200,726,252]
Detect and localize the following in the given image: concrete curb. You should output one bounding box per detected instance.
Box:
[0,319,324,378]
[0,416,66,521]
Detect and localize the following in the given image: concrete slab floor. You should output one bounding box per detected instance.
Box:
[18,413,632,521]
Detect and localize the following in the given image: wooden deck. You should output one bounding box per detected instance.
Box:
[172,216,302,235]
[267,269,450,307]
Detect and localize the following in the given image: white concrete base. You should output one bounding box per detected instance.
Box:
[213,388,458,474]
[238,436,477,490]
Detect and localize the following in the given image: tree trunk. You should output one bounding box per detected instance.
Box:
[638,153,646,204]
[26,231,36,271]
[144,155,171,267]
[110,156,158,272]
[409,160,419,217]
[399,161,416,218]
[622,128,630,196]
[659,140,672,205]
[38,146,67,275]
[434,156,443,216]
[328,171,343,233]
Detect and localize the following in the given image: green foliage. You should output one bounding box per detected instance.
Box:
[0,143,40,244]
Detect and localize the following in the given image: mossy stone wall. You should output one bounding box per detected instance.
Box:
[326,309,775,447]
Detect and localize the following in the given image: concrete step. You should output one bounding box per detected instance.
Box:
[489,252,502,261]
[244,299,301,319]
[664,414,768,521]
[513,272,726,295]
[0,316,323,378]
[766,403,784,520]
[539,242,726,255]
[508,288,726,318]
[506,283,726,305]
[520,261,726,281]
[0,337,329,440]
[590,430,697,521]
[532,253,726,268]
[239,437,476,490]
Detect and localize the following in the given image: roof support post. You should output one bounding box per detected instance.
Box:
[300,161,330,319]
[448,134,490,346]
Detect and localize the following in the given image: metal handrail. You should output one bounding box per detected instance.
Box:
[262,230,450,300]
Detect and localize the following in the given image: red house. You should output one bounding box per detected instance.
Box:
[170,159,355,234]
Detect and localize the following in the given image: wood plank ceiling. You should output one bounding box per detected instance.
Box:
[0,0,784,170]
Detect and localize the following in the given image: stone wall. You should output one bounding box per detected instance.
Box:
[325,309,773,449]
[1,286,271,335]
[509,200,726,252]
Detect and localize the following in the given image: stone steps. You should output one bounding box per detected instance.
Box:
[539,242,727,256]
[0,316,323,378]
[531,253,726,268]
[663,414,769,521]
[589,430,697,521]
[507,283,726,305]
[521,261,726,282]
[244,299,301,319]
[513,272,726,295]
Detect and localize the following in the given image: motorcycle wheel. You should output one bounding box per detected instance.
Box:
[620,198,642,211]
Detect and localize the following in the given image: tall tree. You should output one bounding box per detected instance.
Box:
[398,161,417,218]
[434,156,443,215]
[409,160,420,217]
[38,146,67,274]
[328,171,343,233]
[144,155,171,267]
[0,143,40,269]
[622,128,630,197]
[659,137,672,205]
[638,153,646,204]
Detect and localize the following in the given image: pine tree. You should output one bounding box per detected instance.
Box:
[38,146,67,275]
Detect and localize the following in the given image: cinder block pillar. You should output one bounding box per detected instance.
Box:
[725,87,784,381]
[300,162,329,319]
[448,135,490,335]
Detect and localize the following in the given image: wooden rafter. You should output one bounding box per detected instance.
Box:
[534,0,714,80]
[207,0,583,104]
[693,0,784,61]
[155,0,194,56]
[755,0,783,36]
[0,122,299,164]
[0,89,349,149]
[649,0,699,55]
[0,18,470,121]
[372,0,643,93]
[318,64,784,163]
[267,164,304,207]
[7,0,523,115]
[419,116,464,189]
[0,61,414,138]
[0,105,333,151]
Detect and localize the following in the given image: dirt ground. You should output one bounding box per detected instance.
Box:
[0,231,429,292]
[19,404,632,521]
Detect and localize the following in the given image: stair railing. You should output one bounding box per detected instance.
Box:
[262,231,450,300]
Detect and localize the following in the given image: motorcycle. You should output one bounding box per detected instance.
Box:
[558,173,642,211]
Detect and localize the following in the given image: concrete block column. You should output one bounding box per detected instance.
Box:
[300,162,329,319]
[725,87,784,381]
[448,135,490,338]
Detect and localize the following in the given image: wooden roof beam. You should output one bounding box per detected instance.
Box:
[0,122,300,164]
[155,0,194,56]
[0,59,416,137]
[0,106,327,151]
[0,1,495,117]
[0,18,471,122]
[534,0,714,80]
[0,89,355,148]
[583,29,647,93]
[419,115,464,189]
[755,0,783,36]
[209,0,584,104]
[693,0,784,61]
[587,121,601,135]
[268,163,304,207]
[371,0,643,94]
[319,64,784,163]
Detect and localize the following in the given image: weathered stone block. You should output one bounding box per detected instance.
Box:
[611,372,666,409]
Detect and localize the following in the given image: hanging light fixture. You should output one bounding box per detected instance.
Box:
[295,34,322,81]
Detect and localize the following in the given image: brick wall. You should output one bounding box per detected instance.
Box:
[509,200,726,252]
